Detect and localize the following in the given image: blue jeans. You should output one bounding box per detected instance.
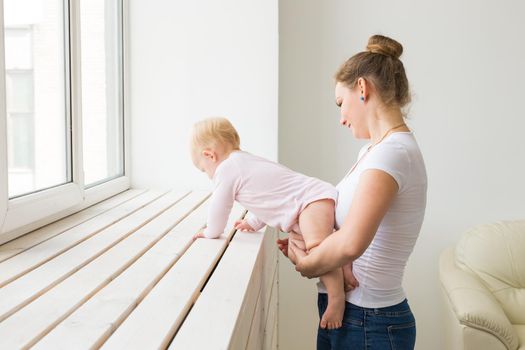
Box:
[317,293,416,350]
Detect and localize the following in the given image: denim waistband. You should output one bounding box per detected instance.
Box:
[319,293,411,316]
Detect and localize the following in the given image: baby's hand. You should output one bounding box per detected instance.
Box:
[193,231,206,240]
[234,220,256,232]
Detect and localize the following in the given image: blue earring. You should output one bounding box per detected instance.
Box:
[360,96,365,102]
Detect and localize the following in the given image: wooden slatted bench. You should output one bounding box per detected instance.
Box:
[0,190,279,349]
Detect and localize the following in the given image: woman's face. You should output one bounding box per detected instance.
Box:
[335,82,369,139]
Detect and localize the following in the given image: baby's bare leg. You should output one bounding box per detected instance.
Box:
[298,199,345,330]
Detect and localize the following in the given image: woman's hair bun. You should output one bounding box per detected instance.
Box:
[366,35,403,59]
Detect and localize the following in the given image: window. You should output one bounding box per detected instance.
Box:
[80,0,124,187]
[4,3,69,198]
[0,0,129,243]
[6,71,34,173]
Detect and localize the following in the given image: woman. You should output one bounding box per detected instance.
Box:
[280,34,427,349]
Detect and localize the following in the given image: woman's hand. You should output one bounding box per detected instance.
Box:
[289,240,314,277]
[343,262,359,291]
[276,232,306,258]
[284,231,307,265]
[276,237,289,257]
[288,231,305,249]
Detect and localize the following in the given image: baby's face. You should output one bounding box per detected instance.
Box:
[190,150,202,170]
[191,149,216,179]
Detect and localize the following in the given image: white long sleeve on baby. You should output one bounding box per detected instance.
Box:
[203,151,337,238]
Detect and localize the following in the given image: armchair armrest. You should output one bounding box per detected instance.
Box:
[440,247,518,350]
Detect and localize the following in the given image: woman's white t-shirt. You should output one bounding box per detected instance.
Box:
[319,132,427,308]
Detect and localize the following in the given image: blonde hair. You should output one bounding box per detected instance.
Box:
[191,117,241,153]
[335,35,411,112]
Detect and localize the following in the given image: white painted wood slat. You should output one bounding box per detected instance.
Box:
[0,190,165,287]
[270,314,278,350]
[100,204,246,350]
[169,228,273,350]
[0,191,207,349]
[230,228,277,350]
[32,198,216,350]
[0,189,146,263]
[262,272,279,350]
[0,190,280,350]
[247,258,278,350]
[0,191,186,323]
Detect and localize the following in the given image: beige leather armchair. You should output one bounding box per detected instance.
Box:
[440,221,525,350]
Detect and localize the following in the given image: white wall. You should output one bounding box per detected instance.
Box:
[279,1,525,349]
[129,0,278,190]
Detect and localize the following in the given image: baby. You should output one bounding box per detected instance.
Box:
[191,117,352,330]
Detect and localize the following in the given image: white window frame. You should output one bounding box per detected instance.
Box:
[0,0,131,245]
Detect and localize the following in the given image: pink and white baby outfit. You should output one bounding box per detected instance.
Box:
[203,151,338,238]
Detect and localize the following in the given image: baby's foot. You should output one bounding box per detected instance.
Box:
[320,294,345,330]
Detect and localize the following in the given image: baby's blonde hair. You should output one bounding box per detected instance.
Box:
[191,117,241,153]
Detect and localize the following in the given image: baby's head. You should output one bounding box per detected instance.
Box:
[190,117,241,179]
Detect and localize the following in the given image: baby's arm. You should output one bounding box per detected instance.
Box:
[234,213,266,232]
[234,220,255,232]
[236,214,266,232]
[200,172,239,239]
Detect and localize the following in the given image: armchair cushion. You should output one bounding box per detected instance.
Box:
[455,221,525,325]
[440,247,519,350]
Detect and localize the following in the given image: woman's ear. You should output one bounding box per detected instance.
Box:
[357,77,369,101]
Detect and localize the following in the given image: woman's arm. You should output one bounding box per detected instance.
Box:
[292,169,399,278]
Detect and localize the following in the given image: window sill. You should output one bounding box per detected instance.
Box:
[0,176,131,246]
[0,189,278,349]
